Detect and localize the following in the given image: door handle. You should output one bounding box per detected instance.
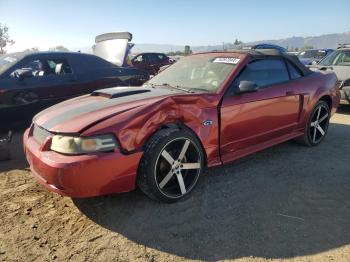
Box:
[286,91,295,96]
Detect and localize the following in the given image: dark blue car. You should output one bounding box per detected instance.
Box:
[0,51,149,129]
[297,49,334,65]
[242,43,287,53]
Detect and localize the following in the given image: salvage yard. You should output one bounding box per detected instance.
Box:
[0,107,349,262]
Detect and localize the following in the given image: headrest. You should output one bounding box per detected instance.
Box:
[55,63,63,74]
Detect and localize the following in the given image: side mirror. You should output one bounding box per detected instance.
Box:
[235,80,258,94]
[311,60,318,65]
[14,68,34,80]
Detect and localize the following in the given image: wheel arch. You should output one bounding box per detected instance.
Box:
[319,94,332,110]
[146,122,209,167]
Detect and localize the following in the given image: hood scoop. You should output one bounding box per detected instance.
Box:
[91,87,151,99]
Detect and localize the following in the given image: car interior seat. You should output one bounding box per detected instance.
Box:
[55,63,63,75]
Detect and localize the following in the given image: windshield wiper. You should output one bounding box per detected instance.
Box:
[162,83,194,93]
[148,82,193,93]
[190,87,211,93]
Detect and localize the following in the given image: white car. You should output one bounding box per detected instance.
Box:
[309,44,350,104]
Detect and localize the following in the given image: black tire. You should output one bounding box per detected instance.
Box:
[295,100,330,146]
[137,128,204,203]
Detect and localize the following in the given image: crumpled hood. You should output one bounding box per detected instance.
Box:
[34,86,183,133]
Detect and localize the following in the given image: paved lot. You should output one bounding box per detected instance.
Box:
[0,107,349,262]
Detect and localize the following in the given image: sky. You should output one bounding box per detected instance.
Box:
[1,0,349,52]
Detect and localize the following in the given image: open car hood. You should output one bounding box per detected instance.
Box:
[34,86,183,133]
[93,32,133,67]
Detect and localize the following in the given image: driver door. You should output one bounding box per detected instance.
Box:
[220,58,301,163]
[1,56,77,124]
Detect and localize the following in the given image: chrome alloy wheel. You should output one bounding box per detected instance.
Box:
[309,104,330,144]
[155,138,202,198]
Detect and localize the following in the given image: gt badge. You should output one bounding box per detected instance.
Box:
[203,120,213,126]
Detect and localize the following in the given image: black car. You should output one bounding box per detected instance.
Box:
[0,51,149,129]
[130,53,174,75]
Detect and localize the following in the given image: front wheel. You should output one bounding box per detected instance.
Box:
[295,100,330,146]
[137,129,204,203]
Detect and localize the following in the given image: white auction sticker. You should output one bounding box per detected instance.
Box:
[213,57,240,64]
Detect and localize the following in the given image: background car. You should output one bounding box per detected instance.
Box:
[24,50,340,203]
[309,44,350,104]
[242,43,287,53]
[297,49,334,65]
[0,51,149,129]
[130,52,174,75]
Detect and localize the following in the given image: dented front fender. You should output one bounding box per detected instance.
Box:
[83,94,222,167]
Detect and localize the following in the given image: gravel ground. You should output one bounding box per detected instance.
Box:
[0,107,349,262]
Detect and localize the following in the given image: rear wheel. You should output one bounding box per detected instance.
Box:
[137,129,204,203]
[295,100,330,146]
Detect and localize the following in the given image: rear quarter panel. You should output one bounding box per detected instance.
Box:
[296,71,339,131]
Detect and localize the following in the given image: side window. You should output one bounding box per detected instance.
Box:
[47,59,73,75]
[234,59,289,88]
[147,54,160,62]
[11,59,47,77]
[157,54,166,61]
[286,60,302,79]
[134,55,144,63]
[334,51,350,66]
[11,58,72,77]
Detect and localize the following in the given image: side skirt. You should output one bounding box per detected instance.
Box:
[220,131,304,165]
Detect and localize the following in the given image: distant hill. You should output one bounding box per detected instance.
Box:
[132,44,184,54]
[70,31,350,55]
[131,31,350,53]
[246,31,350,50]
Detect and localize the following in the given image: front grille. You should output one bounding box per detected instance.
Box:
[33,124,51,144]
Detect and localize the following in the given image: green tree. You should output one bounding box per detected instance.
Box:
[184,45,192,55]
[24,47,39,52]
[0,24,15,54]
[166,50,185,56]
[49,46,69,52]
[300,45,314,52]
[234,39,243,45]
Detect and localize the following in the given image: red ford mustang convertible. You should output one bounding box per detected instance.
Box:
[24,50,340,202]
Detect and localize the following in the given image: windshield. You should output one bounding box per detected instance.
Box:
[146,55,239,92]
[0,55,19,75]
[298,50,326,59]
[318,50,350,66]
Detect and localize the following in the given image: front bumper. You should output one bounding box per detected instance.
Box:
[23,128,143,198]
